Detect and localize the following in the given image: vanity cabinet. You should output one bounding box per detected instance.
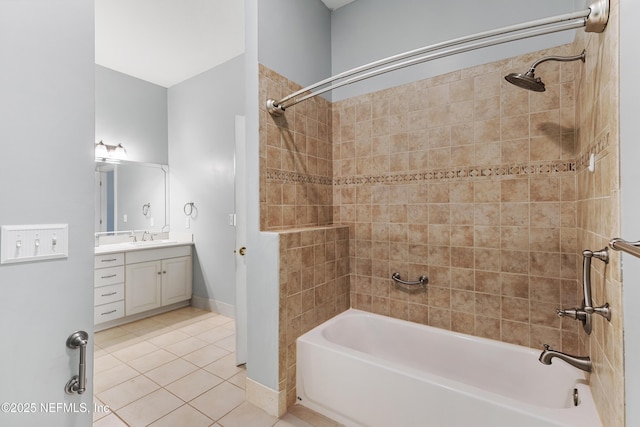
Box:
[94,253,126,324]
[94,244,192,326]
[124,245,192,316]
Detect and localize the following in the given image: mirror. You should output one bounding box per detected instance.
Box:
[95,160,169,234]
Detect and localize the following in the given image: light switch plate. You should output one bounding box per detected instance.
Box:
[1,224,69,264]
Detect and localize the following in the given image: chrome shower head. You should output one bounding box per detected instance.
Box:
[505,50,586,92]
[504,69,545,92]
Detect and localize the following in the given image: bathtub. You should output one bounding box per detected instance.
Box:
[296,309,602,427]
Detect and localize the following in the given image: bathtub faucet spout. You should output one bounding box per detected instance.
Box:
[539,344,591,372]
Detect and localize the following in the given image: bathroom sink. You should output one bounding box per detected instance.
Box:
[128,239,178,247]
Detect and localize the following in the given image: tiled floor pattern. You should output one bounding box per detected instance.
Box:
[93,307,339,427]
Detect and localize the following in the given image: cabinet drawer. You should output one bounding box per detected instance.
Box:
[94,283,124,306]
[94,300,124,324]
[94,265,124,287]
[95,253,124,268]
[125,245,191,264]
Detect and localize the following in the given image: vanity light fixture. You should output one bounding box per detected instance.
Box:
[95,141,127,160]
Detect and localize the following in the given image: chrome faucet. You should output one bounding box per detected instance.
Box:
[539,344,592,372]
[142,231,150,241]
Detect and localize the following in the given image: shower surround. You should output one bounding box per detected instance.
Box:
[573,0,623,424]
[260,36,622,422]
[332,44,581,350]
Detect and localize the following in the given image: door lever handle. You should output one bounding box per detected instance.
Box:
[65,330,88,395]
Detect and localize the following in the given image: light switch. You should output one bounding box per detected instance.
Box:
[1,224,68,264]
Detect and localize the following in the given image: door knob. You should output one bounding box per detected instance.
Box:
[238,246,246,256]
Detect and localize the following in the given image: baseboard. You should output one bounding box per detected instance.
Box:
[246,378,287,417]
[190,295,235,318]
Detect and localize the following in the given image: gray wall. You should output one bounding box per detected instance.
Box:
[621,0,640,424]
[258,0,331,90]
[331,0,579,100]
[168,55,245,308]
[243,0,333,393]
[116,163,167,231]
[243,0,282,392]
[0,1,95,425]
[96,65,168,164]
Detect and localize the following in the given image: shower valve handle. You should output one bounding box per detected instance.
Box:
[556,308,587,321]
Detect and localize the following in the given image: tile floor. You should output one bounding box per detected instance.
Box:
[93,307,339,427]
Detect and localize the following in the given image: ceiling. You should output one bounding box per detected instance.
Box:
[321,0,356,10]
[95,0,355,88]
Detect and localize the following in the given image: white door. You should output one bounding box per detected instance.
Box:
[235,115,248,365]
[0,1,95,426]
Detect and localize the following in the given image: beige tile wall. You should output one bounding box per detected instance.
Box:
[278,226,351,408]
[260,26,624,422]
[573,0,624,425]
[332,44,583,352]
[259,64,334,231]
[260,66,350,408]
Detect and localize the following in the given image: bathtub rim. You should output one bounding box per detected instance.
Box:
[296,308,602,427]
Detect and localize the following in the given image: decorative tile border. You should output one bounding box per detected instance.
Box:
[333,161,576,186]
[576,132,610,171]
[266,169,333,186]
[266,160,576,187]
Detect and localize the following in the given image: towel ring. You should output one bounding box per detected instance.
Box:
[184,202,195,216]
[142,203,151,216]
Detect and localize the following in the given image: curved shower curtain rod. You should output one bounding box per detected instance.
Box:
[266,0,609,116]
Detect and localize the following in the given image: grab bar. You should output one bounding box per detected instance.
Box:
[609,238,640,259]
[65,330,88,395]
[581,248,609,313]
[391,272,428,287]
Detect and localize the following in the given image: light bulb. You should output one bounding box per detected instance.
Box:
[114,143,127,159]
[95,141,108,158]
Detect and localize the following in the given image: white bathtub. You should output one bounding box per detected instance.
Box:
[296,309,602,427]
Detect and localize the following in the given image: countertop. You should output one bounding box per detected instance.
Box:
[95,239,193,255]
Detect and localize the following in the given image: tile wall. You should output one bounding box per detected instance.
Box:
[260,65,350,408]
[260,26,624,422]
[332,44,582,352]
[259,64,334,231]
[573,0,624,424]
[278,226,350,408]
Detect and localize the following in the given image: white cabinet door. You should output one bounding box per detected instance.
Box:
[126,260,162,315]
[162,256,192,306]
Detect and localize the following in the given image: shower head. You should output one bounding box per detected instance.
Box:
[504,50,586,92]
[504,70,545,92]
